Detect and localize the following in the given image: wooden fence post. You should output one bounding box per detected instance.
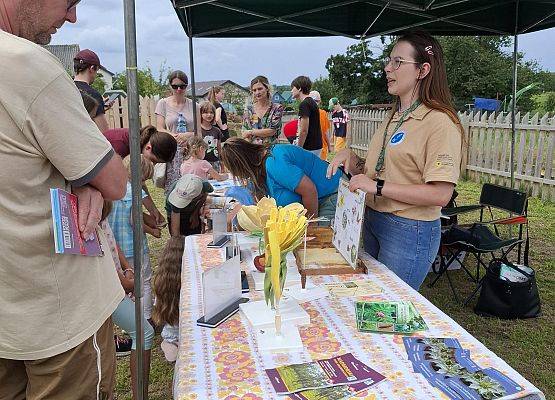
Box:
[460,112,470,177]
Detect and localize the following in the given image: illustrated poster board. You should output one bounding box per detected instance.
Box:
[332,179,366,269]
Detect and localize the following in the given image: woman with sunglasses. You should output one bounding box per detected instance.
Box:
[328,31,463,290]
[242,75,284,145]
[155,70,201,194]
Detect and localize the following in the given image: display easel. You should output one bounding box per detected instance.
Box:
[294,226,367,289]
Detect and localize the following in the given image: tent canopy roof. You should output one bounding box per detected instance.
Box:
[172,0,555,38]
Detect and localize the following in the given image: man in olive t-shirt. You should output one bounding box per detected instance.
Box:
[0,1,127,398]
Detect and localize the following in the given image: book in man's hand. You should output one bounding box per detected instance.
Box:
[50,188,103,256]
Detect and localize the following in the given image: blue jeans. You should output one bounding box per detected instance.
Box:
[363,207,441,290]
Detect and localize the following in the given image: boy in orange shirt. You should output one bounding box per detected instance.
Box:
[309,91,331,160]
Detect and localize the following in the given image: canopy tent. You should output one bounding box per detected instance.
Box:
[121,1,555,398]
[172,0,555,38]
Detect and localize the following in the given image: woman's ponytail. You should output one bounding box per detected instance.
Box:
[140,125,157,150]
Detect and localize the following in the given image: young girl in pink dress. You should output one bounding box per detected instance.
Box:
[180,136,228,181]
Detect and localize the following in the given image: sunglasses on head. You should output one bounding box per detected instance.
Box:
[67,0,81,11]
[171,84,187,90]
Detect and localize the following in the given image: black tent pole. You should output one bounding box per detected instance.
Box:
[123,0,145,398]
[510,0,519,189]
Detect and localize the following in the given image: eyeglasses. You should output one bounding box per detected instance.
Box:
[383,56,420,70]
[67,0,81,11]
[171,84,187,90]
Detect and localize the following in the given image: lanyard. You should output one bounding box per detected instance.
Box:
[374,100,421,175]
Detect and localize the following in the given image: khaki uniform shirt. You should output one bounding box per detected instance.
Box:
[0,31,124,360]
[364,104,462,221]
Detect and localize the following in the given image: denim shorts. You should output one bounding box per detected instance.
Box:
[363,207,441,290]
[318,192,338,226]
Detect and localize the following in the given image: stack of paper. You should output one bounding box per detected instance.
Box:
[323,280,382,297]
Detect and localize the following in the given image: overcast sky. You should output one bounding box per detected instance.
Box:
[51,0,555,87]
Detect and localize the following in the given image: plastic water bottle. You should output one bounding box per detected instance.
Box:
[176,112,187,133]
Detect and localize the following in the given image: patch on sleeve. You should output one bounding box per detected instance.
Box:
[435,154,454,167]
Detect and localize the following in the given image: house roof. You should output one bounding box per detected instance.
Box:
[43,44,115,76]
[186,79,248,97]
[281,91,292,101]
[43,44,80,74]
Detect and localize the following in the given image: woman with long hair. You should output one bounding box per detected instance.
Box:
[328,31,463,290]
[155,70,201,194]
[152,236,185,362]
[220,138,342,222]
[242,75,284,145]
[207,85,230,142]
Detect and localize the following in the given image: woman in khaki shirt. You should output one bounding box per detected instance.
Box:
[328,32,462,290]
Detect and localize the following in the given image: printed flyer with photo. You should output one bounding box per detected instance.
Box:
[356,300,428,334]
[265,353,380,395]
[289,375,386,400]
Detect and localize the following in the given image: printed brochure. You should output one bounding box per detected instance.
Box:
[289,375,386,400]
[50,188,103,256]
[403,337,523,399]
[356,300,428,334]
[265,353,381,395]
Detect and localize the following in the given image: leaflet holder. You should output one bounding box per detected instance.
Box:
[207,209,230,248]
[196,254,248,328]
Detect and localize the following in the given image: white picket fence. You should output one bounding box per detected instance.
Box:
[284,108,555,201]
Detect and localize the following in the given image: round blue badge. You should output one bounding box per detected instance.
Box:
[390,131,405,146]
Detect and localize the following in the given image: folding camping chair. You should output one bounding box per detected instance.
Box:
[429,190,481,303]
[428,183,529,304]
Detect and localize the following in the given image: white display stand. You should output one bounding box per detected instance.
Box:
[244,250,302,291]
[239,297,310,330]
[254,323,303,353]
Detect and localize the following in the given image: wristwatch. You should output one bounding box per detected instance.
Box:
[375,179,385,196]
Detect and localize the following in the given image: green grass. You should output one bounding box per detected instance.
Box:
[113,179,554,399]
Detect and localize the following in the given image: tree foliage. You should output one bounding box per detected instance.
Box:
[325,39,389,105]
[112,63,171,97]
[311,76,339,109]
[325,36,554,112]
[91,72,106,95]
[437,36,553,111]
[531,91,555,115]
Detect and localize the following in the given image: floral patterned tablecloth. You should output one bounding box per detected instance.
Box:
[174,234,544,400]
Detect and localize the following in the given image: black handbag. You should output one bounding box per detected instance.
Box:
[474,258,541,319]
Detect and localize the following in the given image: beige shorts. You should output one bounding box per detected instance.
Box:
[0,317,116,400]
